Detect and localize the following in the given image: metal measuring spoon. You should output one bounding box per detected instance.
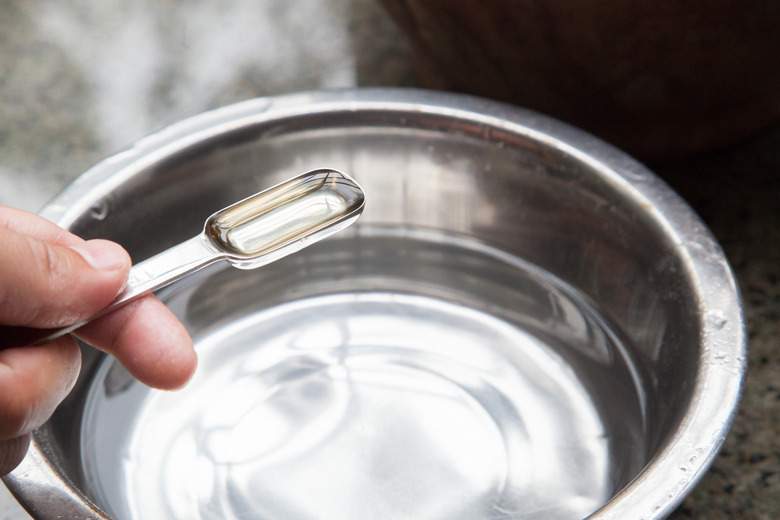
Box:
[0,169,365,349]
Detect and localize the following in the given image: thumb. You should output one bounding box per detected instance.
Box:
[0,227,131,329]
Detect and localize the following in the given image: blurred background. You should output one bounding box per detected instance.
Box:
[1,1,778,518]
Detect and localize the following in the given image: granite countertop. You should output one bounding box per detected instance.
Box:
[1,0,777,518]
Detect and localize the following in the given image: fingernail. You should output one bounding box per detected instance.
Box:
[70,240,128,271]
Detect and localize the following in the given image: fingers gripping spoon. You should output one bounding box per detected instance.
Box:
[0,169,365,349]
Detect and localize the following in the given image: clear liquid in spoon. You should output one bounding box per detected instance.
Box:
[206,169,365,262]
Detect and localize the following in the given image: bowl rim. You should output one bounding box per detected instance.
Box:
[4,87,746,520]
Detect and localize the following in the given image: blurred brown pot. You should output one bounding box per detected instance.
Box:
[378,0,780,160]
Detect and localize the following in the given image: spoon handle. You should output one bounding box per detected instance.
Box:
[106,235,221,315]
[0,235,221,349]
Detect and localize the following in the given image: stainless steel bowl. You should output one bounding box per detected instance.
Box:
[4,89,745,519]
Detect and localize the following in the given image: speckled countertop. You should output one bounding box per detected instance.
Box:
[0,1,777,518]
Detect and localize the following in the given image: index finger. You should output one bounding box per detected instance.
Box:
[74,295,197,390]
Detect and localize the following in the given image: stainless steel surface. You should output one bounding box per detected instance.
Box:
[21,169,365,347]
[3,89,745,519]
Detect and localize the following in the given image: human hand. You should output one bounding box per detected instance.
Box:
[0,206,197,475]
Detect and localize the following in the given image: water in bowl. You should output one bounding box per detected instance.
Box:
[80,226,648,520]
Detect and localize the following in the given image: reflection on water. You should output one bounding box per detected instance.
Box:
[81,229,647,520]
[86,295,612,520]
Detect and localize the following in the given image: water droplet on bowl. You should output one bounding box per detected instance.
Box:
[89,200,109,221]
